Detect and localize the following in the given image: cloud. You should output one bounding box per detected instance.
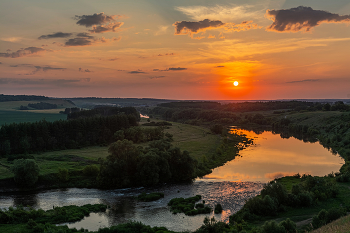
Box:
[216,66,225,68]
[89,22,124,33]
[0,37,22,42]
[169,67,187,71]
[286,79,320,83]
[149,76,166,79]
[75,12,118,27]
[79,68,92,72]
[175,4,262,22]
[128,70,146,74]
[153,67,187,71]
[65,38,92,46]
[266,6,350,33]
[0,47,47,58]
[76,32,95,39]
[0,62,2,64]
[0,78,90,86]
[38,32,73,40]
[157,53,175,56]
[173,19,225,35]
[65,35,120,47]
[173,19,260,37]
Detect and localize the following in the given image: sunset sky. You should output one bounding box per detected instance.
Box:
[1,0,350,100]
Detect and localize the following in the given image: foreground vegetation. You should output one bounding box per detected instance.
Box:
[1,97,350,232]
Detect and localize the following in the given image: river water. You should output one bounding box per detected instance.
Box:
[0,129,344,232]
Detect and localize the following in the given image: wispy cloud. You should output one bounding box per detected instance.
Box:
[0,78,89,86]
[149,76,166,79]
[173,19,259,38]
[79,68,92,72]
[266,6,350,33]
[286,79,320,83]
[0,47,47,58]
[153,67,187,71]
[129,70,146,74]
[89,22,124,33]
[38,32,72,40]
[175,4,262,21]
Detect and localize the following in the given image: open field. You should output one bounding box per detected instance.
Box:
[0,100,75,126]
[0,119,221,181]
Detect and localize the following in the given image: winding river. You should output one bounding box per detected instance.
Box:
[0,129,344,232]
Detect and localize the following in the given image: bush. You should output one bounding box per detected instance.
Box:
[214,203,223,214]
[57,168,69,182]
[82,165,99,177]
[11,159,40,187]
[137,192,164,202]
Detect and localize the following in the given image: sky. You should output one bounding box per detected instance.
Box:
[1,0,350,100]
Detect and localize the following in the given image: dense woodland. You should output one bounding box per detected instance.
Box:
[0,94,49,102]
[0,114,138,156]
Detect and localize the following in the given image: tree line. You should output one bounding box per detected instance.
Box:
[98,136,197,188]
[0,114,138,156]
[0,94,49,102]
[67,106,140,121]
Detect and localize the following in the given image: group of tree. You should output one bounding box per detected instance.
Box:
[98,136,197,188]
[0,114,138,156]
[59,107,81,114]
[67,106,140,121]
[0,94,49,102]
[28,102,58,109]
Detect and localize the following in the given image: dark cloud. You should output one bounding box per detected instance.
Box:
[153,67,187,71]
[129,70,146,74]
[76,33,95,39]
[149,76,166,79]
[24,66,66,75]
[0,47,46,58]
[10,64,33,67]
[89,22,124,33]
[286,79,320,83]
[65,34,120,47]
[157,53,175,56]
[65,38,92,46]
[79,68,92,72]
[266,6,350,32]
[6,49,12,52]
[0,78,89,86]
[168,67,187,71]
[38,32,73,40]
[173,19,225,35]
[75,13,116,27]
[216,66,225,68]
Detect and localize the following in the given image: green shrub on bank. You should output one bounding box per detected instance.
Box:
[58,168,69,182]
[11,159,40,187]
[312,207,346,230]
[137,192,164,202]
[82,164,99,177]
[168,195,212,216]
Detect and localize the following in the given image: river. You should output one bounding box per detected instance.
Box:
[0,129,344,232]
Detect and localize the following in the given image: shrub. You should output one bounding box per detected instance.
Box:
[260,182,287,206]
[137,192,164,202]
[57,168,69,182]
[11,159,40,187]
[214,203,223,214]
[260,220,286,233]
[82,165,99,177]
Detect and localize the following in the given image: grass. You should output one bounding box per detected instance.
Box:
[0,100,75,126]
[0,119,222,183]
[310,215,350,233]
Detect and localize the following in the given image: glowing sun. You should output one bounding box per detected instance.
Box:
[233,81,239,86]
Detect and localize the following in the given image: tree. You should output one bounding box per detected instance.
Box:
[11,159,40,187]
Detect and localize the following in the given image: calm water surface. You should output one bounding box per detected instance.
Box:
[204,128,344,182]
[0,129,344,232]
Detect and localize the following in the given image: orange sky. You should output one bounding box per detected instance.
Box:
[1,0,350,100]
